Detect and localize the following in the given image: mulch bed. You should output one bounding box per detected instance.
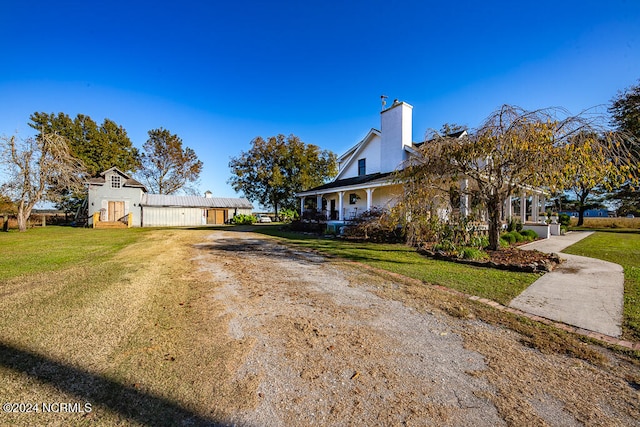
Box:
[417,245,562,273]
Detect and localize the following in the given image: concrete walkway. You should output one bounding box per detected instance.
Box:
[509,231,625,337]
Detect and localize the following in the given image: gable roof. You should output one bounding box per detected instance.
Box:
[335,129,381,180]
[141,193,253,209]
[88,167,147,190]
[297,171,394,196]
[413,129,468,148]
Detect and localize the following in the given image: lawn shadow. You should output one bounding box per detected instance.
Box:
[0,342,227,426]
[194,238,327,264]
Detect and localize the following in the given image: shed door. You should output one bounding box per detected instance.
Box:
[108,201,125,222]
[207,209,226,224]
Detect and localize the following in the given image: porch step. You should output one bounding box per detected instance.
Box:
[95,221,127,229]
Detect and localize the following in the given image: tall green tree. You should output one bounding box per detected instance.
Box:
[610,79,640,140]
[228,134,337,217]
[138,128,203,195]
[28,112,140,177]
[608,80,640,215]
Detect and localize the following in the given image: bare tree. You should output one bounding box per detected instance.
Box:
[0,133,86,232]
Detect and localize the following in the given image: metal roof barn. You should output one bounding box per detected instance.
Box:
[140,194,253,227]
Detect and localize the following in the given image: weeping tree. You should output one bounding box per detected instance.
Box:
[395,105,637,250]
[0,132,86,232]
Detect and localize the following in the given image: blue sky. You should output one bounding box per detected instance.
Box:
[1,1,639,197]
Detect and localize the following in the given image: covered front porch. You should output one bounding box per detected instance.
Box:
[296,172,399,221]
[298,183,401,222]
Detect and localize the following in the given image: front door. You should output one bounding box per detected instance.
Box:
[108,201,125,222]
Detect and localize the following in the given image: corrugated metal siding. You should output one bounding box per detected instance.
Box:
[141,194,253,209]
[142,207,205,227]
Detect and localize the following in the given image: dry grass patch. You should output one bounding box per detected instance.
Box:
[349,262,640,426]
[570,216,640,229]
[0,229,259,426]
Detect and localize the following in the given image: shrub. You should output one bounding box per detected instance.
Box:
[433,239,456,253]
[468,235,489,249]
[278,208,299,222]
[460,247,489,260]
[506,218,523,232]
[520,229,538,239]
[558,213,571,227]
[499,238,510,248]
[342,208,404,243]
[501,232,517,244]
[231,214,256,225]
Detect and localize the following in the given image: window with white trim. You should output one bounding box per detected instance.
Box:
[358,158,366,176]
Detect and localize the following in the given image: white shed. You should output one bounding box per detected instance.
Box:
[87,167,253,228]
[140,194,253,227]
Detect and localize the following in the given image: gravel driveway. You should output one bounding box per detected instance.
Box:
[193,231,640,426]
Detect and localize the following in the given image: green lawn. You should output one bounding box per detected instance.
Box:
[0,226,150,280]
[252,226,539,305]
[561,231,640,341]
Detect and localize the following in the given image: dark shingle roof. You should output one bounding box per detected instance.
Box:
[303,172,394,192]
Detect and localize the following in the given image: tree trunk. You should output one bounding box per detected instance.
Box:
[576,187,590,227]
[272,193,279,220]
[487,195,503,251]
[17,212,28,232]
[577,206,586,227]
[16,202,33,232]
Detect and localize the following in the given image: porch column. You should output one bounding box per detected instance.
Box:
[540,195,546,220]
[300,197,305,216]
[365,188,375,210]
[504,197,512,221]
[338,191,344,221]
[460,179,470,217]
[532,194,539,223]
[520,193,527,223]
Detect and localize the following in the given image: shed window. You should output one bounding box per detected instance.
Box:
[358,158,366,176]
[111,175,121,189]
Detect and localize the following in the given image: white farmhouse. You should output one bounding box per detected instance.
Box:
[297,100,550,235]
[87,167,253,228]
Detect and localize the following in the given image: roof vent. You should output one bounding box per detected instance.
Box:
[204,191,213,198]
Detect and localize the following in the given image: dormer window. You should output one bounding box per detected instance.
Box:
[358,158,366,176]
[111,175,121,189]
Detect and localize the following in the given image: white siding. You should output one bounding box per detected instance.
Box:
[340,135,382,178]
[380,102,412,173]
[142,207,205,227]
[88,184,144,226]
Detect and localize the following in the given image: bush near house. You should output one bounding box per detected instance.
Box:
[231,214,257,225]
[342,208,404,243]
